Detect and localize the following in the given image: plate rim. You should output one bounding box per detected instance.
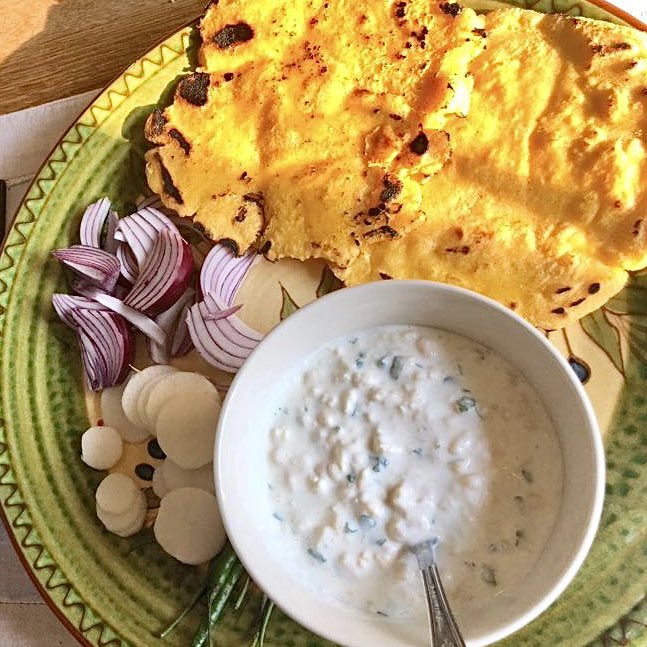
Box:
[0,2,645,646]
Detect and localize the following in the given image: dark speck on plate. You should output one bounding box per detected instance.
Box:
[147,438,166,460]
[135,463,154,481]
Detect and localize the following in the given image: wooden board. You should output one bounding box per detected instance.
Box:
[0,0,207,115]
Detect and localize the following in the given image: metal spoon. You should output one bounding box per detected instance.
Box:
[412,539,466,647]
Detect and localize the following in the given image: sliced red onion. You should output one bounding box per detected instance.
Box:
[124,228,194,317]
[104,210,118,254]
[200,244,259,306]
[52,245,120,293]
[204,304,242,321]
[114,207,175,268]
[116,244,138,284]
[52,294,106,328]
[187,294,263,372]
[171,316,193,357]
[51,292,134,391]
[79,198,111,248]
[148,288,195,364]
[71,308,135,391]
[73,282,167,347]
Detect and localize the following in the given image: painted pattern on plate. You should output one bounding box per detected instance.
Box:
[0,1,645,646]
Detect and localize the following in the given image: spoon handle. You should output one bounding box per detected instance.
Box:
[420,563,466,647]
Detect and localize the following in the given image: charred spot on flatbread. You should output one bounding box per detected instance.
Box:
[439,2,462,17]
[394,2,407,20]
[409,131,430,155]
[219,238,240,256]
[178,73,210,106]
[213,23,255,49]
[169,129,191,155]
[145,109,167,142]
[363,226,399,240]
[258,240,272,255]
[379,176,403,202]
[159,157,183,204]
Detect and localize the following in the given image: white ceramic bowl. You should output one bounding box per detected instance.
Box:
[215,281,605,647]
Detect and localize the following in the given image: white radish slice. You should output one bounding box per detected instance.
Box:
[155,390,221,469]
[97,488,146,537]
[152,465,170,498]
[101,384,149,443]
[115,509,147,538]
[81,426,123,470]
[144,371,220,431]
[161,459,216,495]
[95,472,140,516]
[136,372,178,435]
[154,488,226,565]
[121,365,176,429]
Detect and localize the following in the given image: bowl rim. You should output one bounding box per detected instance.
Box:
[215,280,606,647]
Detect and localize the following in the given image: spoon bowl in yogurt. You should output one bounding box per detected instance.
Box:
[215,281,605,647]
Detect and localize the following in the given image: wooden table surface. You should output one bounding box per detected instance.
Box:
[0,0,207,115]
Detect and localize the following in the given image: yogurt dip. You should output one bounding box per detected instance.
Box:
[265,324,564,620]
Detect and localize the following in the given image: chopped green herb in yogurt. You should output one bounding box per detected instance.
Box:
[265,325,563,619]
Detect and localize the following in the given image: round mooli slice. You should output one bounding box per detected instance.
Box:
[152,465,170,498]
[97,488,147,538]
[144,371,221,431]
[154,487,226,565]
[155,381,221,469]
[161,458,216,494]
[95,472,140,516]
[121,365,176,430]
[81,425,123,470]
[101,383,149,443]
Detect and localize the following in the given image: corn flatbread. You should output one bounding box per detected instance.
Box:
[145,0,486,265]
[338,7,647,329]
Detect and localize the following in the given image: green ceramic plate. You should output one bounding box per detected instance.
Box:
[1,1,646,646]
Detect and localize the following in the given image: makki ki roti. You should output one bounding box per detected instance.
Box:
[338,7,647,329]
[145,1,647,330]
[145,0,488,266]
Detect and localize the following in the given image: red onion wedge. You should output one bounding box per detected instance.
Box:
[72,308,135,391]
[52,245,120,293]
[187,294,263,373]
[52,294,106,328]
[51,293,134,391]
[114,207,175,275]
[79,198,118,252]
[73,283,167,347]
[148,288,196,364]
[104,211,118,254]
[186,243,264,372]
[204,304,242,321]
[116,244,138,284]
[124,228,194,317]
[171,316,193,357]
[200,245,259,306]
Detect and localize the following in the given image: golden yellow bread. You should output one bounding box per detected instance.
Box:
[145,0,487,265]
[338,7,647,329]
